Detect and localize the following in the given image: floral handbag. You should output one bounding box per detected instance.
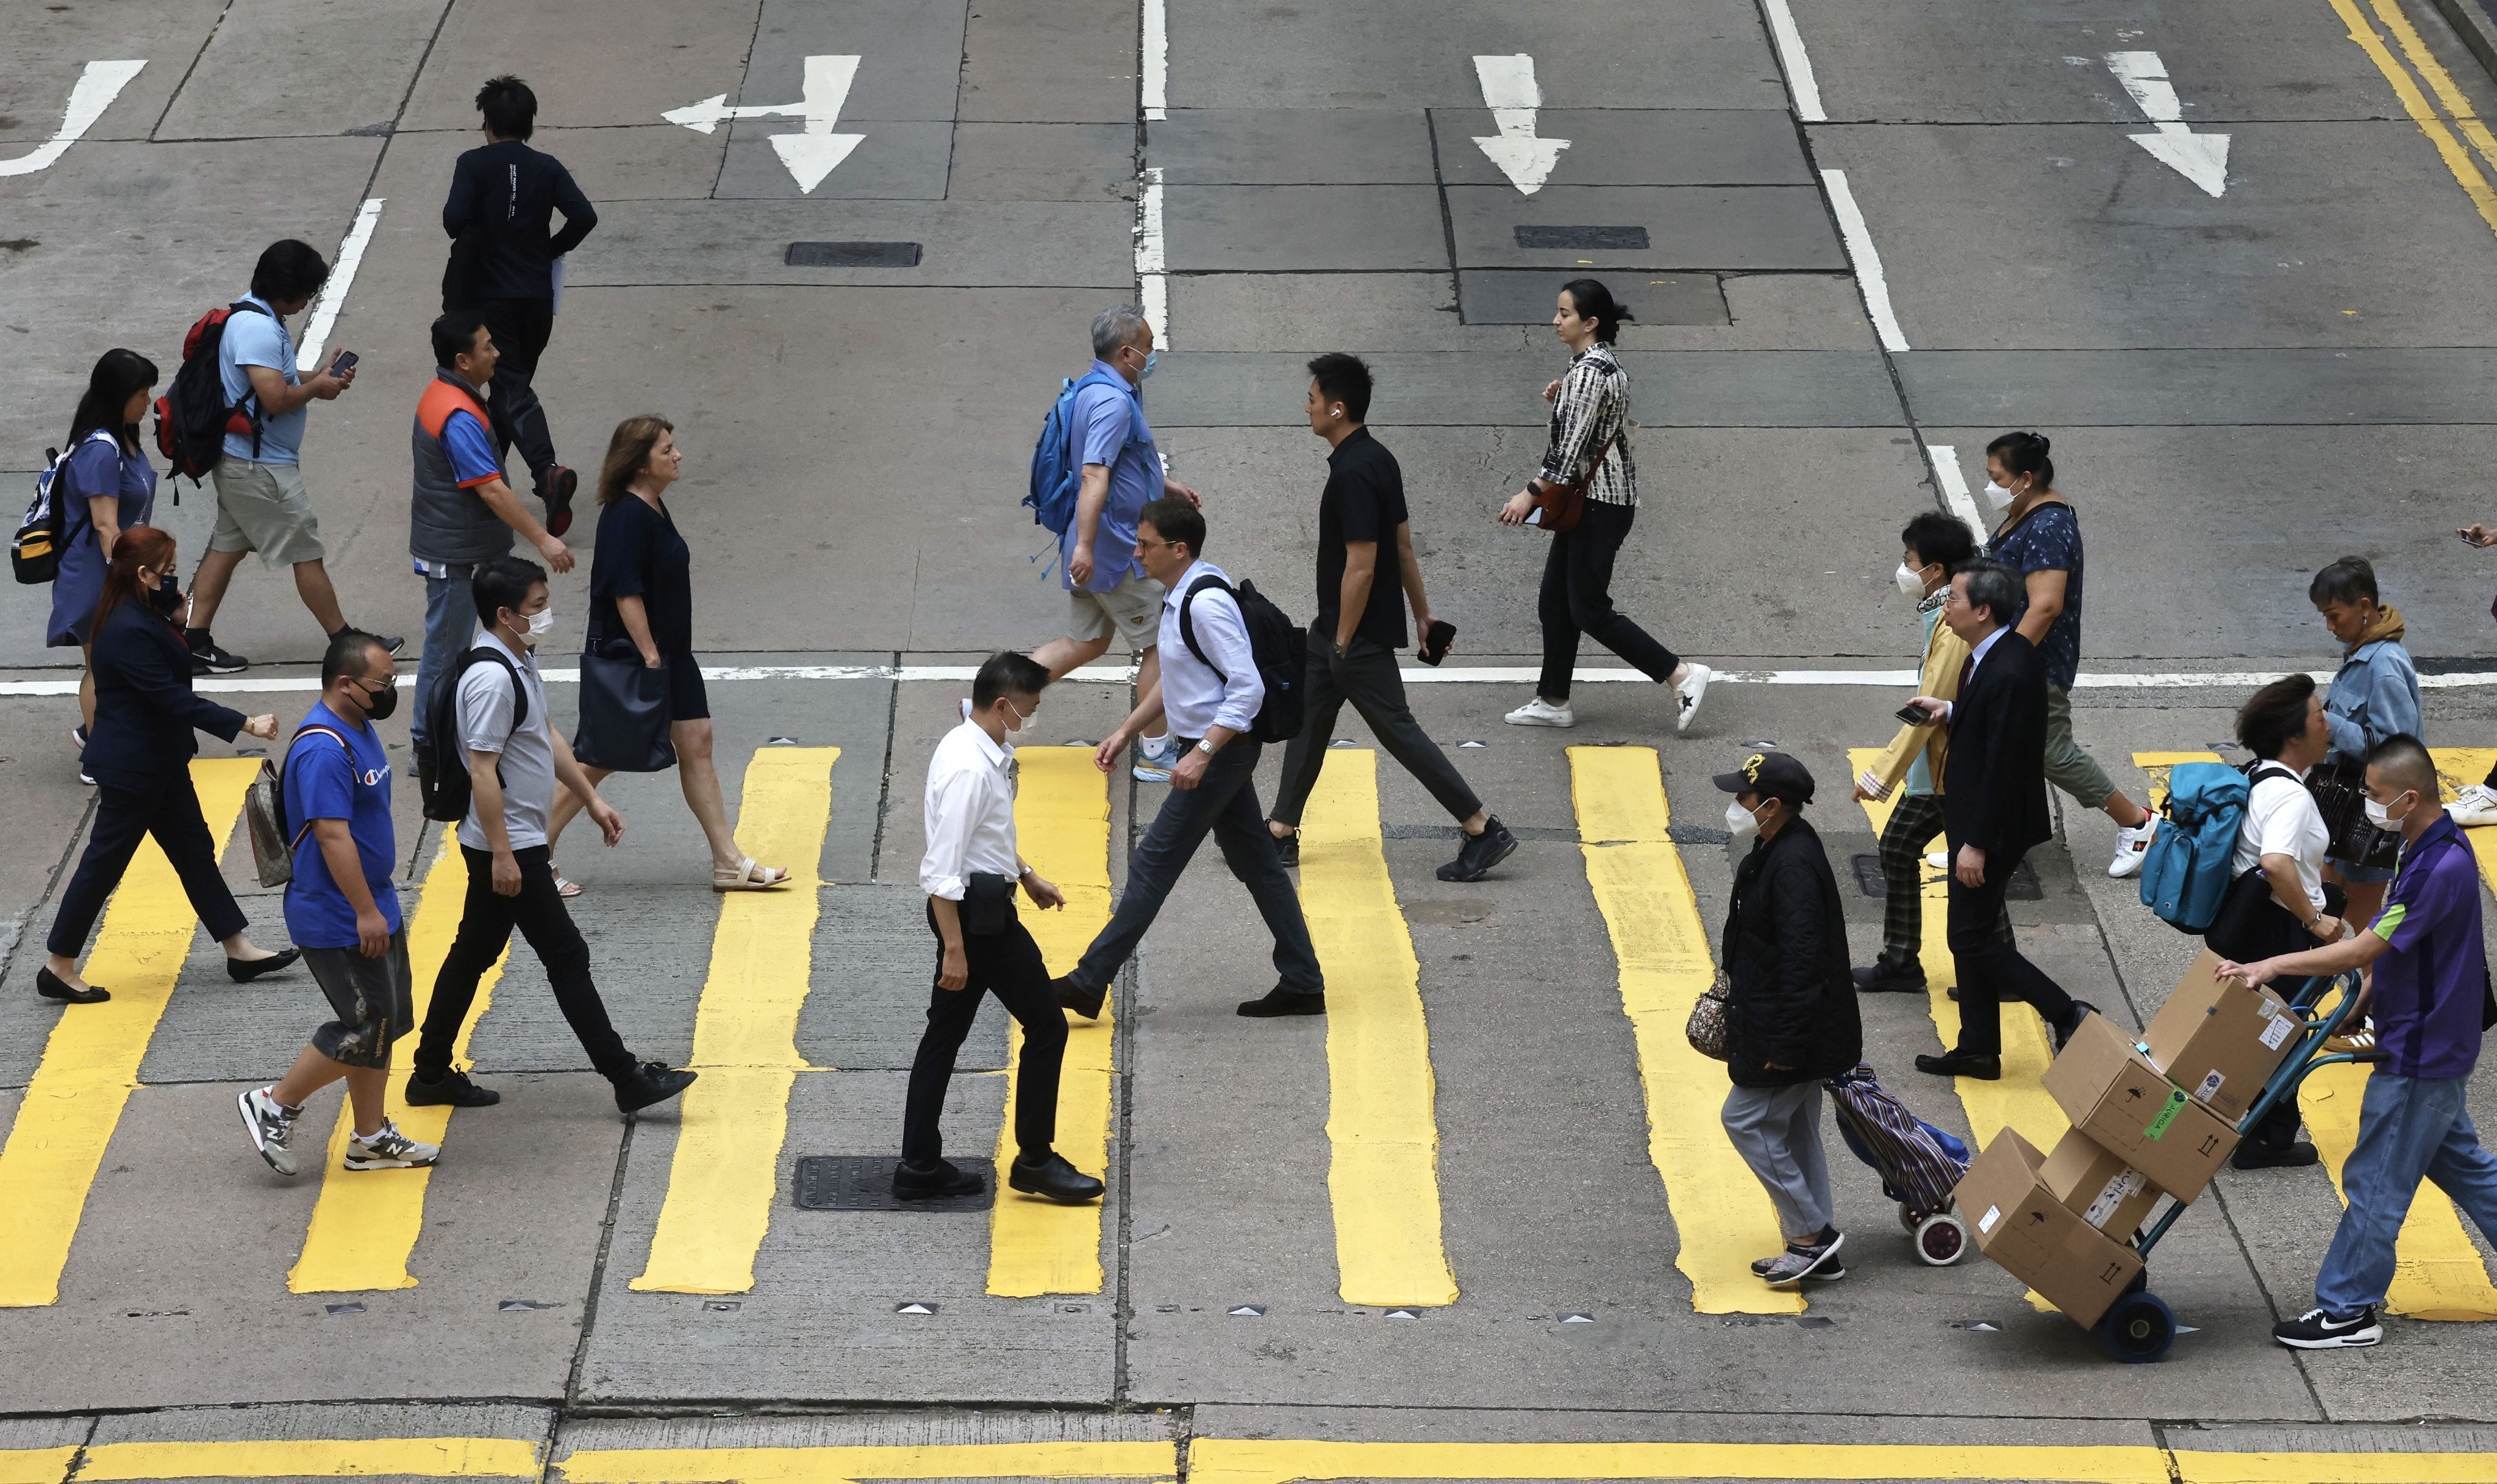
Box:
[1685,971,1733,1061]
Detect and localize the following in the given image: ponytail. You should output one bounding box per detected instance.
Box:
[1559,278,1635,344]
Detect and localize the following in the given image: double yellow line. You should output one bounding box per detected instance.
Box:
[2332,0,2497,236]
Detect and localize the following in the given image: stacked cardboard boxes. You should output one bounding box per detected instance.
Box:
[1951,952,2302,1326]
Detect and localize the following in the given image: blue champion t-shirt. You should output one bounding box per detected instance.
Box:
[280,700,402,949]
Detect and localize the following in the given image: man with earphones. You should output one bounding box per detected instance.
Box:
[405,554,698,1118]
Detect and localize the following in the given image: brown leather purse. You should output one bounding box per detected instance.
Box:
[1531,429,1620,533]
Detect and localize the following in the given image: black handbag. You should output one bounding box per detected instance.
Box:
[2308,757,2402,870]
[571,638,676,772]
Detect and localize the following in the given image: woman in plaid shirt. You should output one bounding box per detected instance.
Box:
[1498,279,1713,733]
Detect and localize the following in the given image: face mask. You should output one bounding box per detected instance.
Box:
[1724,799,1761,839]
[520,607,555,646]
[2364,792,2410,829]
[147,582,184,616]
[1983,480,2018,510]
[999,697,1027,735]
[1895,562,1928,598]
[356,680,398,722]
[1137,349,1159,379]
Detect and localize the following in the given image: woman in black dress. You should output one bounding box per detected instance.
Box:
[545,415,789,891]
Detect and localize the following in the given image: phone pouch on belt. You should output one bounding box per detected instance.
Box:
[962,872,1014,936]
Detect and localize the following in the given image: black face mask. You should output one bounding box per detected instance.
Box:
[350,680,398,722]
[146,581,183,617]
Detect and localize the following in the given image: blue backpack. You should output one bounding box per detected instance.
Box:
[1023,369,1144,540]
[2140,761,2291,933]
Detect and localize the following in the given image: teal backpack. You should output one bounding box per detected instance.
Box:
[2140,761,2292,933]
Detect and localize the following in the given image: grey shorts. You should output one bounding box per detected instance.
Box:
[208,458,327,567]
[304,931,414,1069]
[1068,569,1164,649]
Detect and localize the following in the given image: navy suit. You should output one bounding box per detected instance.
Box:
[47,601,251,958]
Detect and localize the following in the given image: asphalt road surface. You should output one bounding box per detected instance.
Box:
[6,0,2497,1479]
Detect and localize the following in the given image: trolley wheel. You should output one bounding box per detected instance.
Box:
[2095,1291,2176,1364]
[1898,1204,1923,1233]
[1915,1211,1970,1266]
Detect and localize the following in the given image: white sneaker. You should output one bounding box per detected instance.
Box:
[2452,783,2497,828]
[1504,697,1574,728]
[343,1118,440,1171]
[236,1086,299,1177]
[1134,733,1176,783]
[1673,663,1713,735]
[2108,816,2157,878]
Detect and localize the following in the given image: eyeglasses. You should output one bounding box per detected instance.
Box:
[1136,537,1170,552]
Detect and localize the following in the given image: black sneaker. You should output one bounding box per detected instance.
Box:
[405,1068,502,1107]
[613,1061,698,1114]
[1268,828,1299,867]
[187,634,249,674]
[2233,1140,2321,1170]
[1237,986,1326,1017]
[1853,955,1926,993]
[1436,816,1519,882]
[2274,1305,2381,1349]
[1053,974,1106,1021]
[1762,1230,1845,1286]
[538,464,579,538]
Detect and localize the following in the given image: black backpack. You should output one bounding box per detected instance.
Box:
[416,646,529,822]
[152,300,269,485]
[1177,574,1306,744]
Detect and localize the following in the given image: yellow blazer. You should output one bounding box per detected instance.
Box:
[1868,604,1971,796]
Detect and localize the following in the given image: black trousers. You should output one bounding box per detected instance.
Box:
[903,901,1065,1164]
[1271,629,1482,827]
[474,297,558,480]
[1537,499,1681,701]
[1946,846,2076,1057]
[414,844,634,1080]
[49,771,249,957]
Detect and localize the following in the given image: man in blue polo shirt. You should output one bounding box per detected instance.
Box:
[2217,733,2497,1350]
[235,630,440,1179]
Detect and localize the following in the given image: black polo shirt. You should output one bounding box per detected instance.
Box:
[1315,427,1410,650]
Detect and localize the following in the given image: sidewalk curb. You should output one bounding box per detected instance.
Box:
[2429,0,2497,88]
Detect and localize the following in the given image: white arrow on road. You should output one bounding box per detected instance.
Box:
[2106,51,2229,198]
[0,59,145,177]
[1470,54,1570,196]
[662,54,863,194]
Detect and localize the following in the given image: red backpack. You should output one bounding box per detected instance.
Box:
[153,301,269,484]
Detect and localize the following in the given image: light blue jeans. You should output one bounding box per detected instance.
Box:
[409,568,476,751]
[2315,1071,2497,1317]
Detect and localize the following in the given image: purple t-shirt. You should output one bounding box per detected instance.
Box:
[2368,815,2489,1079]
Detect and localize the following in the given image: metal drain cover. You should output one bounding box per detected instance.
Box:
[795,1155,995,1211]
[786,240,923,268]
[1513,225,1649,251]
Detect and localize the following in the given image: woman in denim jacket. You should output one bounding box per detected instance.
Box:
[2311,555,2421,940]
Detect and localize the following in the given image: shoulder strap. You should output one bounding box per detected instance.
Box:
[451,646,531,738]
[1065,369,1144,451]
[1176,574,1232,684]
[279,722,355,853]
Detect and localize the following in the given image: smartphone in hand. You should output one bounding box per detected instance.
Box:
[1419,619,1457,666]
[1896,702,1933,725]
[327,351,359,377]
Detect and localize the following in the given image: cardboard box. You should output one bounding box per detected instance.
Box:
[2041,1127,2164,1240]
[2143,949,2301,1122]
[2043,1013,2240,1202]
[1954,1128,2146,1328]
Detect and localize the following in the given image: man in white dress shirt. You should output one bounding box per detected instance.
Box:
[902,651,1105,1203]
[1054,498,1328,1020]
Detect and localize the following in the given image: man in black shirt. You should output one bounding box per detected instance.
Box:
[1267,354,1516,882]
[443,76,597,538]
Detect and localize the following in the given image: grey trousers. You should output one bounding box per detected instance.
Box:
[1270,629,1482,827]
[1721,1081,1834,1240]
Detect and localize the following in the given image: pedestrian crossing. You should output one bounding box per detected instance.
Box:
[2,740,2493,1328]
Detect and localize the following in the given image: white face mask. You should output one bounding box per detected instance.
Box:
[1895,562,1929,598]
[1724,798,1761,839]
[2364,792,2410,829]
[1982,480,2018,510]
[516,607,555,646]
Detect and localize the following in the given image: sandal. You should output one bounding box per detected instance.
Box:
[551,863,582,899]
[713,856,793,892]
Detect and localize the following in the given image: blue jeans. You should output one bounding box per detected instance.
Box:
[2315,1072,2497,1317]
[410,568,477,751]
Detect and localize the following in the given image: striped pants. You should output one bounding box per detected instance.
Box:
[1875,792,2010,963]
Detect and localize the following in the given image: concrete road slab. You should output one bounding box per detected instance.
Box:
[565,201,1131,288]
[85,1402,552,1470]
[713,118,954,201]
[1447,186,1846,272]
[960,0,1138,124]
[151,0,444,140]
[1149,110,1435,185]
[0,1,229,144]
[949,123,1137,202]
[462,124,731,205]
[1902,349,2497,427]
[802,883,1012,1072]
[1434,110,1813,188]
[1168,272,1878,352]
[0,701,104,954]
[1461,270,1729,326]
[1190,1402,2159,1446]
[555,1411,1176,1457]
[741,0,968,124]
[399,0,763,132]
[1165,186,1448,273]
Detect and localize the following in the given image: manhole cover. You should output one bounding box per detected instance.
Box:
[795,1155,994,1211]
[1851,853,2041,901]
[785,240,923,268]
[1513,225,1649,251]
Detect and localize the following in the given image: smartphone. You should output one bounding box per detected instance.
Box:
[2464,529,2497,548]
[327,351,359,377]
[1419,619,1457,667]
[1896,702,1933,725]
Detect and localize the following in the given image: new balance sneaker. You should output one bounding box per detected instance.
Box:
[343,1118,439,1171]
[2273,1305,2381,1349]
[1504,696,1574,728]
[1134,733,1176,783]
[2451,783,2497,828]
[186,632,249,675]
[236,1086,301,1177]
[1762,1230,1845,1287]
[1672,663,1713,735]
[2108,816,2158,878]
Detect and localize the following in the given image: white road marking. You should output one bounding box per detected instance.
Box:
[1138,165,1169,346]
[2106,51,2229,198]
[1469,55,1570,195]
[1820,169,1909,352]
[296,198,384,373]
[0,59,145,177]
[1759,0,1826,122]
[662,54,864,193]
[1926,444,1986,540]
[1143,0,1168,121]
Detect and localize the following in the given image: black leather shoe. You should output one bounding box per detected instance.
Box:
[614,1061,698,1113]
[893,1158,985,1200]
[226,948,301,983]
[36,966,108,1004]
[1268,828,1299,867]
[538,464,579,538]
[1009,1151,1105,1204]
[2055,1001,2098,1052]
[2233,1140,2321,1170]
[1053,974,1105,1021]
[1946,985,1961,1002]
[1437,816,1519,882]
[1915,1050,2002,1080]
[1237,987,1326,1017]
[406,1068,502,1107]
[1852,955,1926,993]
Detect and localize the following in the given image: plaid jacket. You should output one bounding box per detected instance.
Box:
[1537,343,1636,507]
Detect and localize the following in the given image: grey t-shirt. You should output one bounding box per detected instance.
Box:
[454,632,556,852]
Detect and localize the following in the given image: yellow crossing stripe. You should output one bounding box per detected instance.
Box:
[289,833,510,1292]
[1567,747,1799,1316]
[2324,0,2497,240]
[990,746,1115,1296]
[631,747,840,1295]
[560,1441,1176,1483]
[72,1437,543,1479]
[1300,749,1458,1306]
[0,758,256,1309]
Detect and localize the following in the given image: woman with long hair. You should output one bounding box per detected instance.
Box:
[38,528,293,1004]
[543,415,789,893]
[49,349,163,750]
[1498,279,1713,733]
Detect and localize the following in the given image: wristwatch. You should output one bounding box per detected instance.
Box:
[1331,638,1351,659]
[1196,737,1217,755]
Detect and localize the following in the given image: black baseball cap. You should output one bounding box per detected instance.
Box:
[1712,751,1815,807]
